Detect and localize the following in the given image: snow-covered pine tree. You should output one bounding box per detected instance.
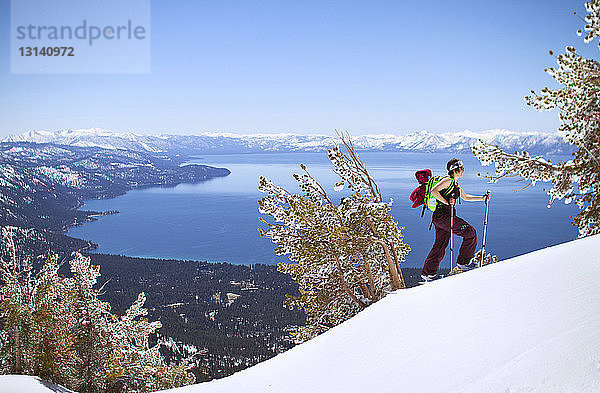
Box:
[0,227,197,392]
[30,254,76,386]
[0,227,78,385]
[67,253,114,392]
[105,293,196,391]
[258,132,410,342]
[472,0,600,237]
[0,227,34,375]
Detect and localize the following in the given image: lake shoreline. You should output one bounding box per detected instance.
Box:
[63,163,232,258]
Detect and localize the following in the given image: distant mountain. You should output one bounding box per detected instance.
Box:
[3,128,572,155]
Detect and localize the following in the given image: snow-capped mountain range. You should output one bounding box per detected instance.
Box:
[2,128,571,155]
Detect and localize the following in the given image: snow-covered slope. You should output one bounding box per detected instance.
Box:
[163,235,600,393]
[3,128,571,154]
[2,236,597,393]
[0,375,74,392]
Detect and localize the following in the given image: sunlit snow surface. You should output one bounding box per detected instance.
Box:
[0,375,74,393]
[2,236,598,393]
[165,235,600,393]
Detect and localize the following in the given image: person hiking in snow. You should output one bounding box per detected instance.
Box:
[421,158,490,282]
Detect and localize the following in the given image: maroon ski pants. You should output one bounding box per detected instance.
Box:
[421,209,477,276]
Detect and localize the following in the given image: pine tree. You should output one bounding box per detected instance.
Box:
[0,227,197,392]
[0,227,34,375]
[68,253,113,393]
[0,227,76,384]
[258,133,410,342]
[105,293,196,391]
[30,254,77,386]
[472,0,600,237]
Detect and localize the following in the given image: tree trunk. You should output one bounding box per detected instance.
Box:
[359,283,370,299]
[333,255,366,308]
[14,325,22,374]
[340,277,366,308]
[390,244,406,289]
[362,257,376,300]
[380,242,402,290]
[366,219,403,290]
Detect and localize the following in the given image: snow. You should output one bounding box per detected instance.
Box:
[163,234,600,393]
[35,166,85,187]
[0,375,74,393]
[2,235,598,393]
[2,127,565,154]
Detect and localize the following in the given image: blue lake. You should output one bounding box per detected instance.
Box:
[67,152,579,268]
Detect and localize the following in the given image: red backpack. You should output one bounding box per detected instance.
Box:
[410,169,448,216]
[410,169,431,208]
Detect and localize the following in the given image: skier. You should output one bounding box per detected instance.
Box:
[420,158,490,282]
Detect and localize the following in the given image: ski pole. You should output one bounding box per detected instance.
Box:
[479,190,491,267]
[449,201,454,272]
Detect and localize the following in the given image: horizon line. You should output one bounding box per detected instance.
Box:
[4,127,560,140]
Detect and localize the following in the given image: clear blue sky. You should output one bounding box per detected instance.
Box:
[0,0,596,137]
